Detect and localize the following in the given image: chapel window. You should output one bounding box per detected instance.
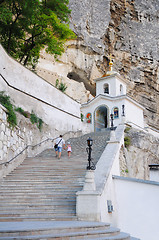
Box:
[120,84,123,95]
[104,83,109,94]
[114,107,119,119]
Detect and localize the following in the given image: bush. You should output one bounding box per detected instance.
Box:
[15,107,29,118]
[124,127,131,133]
[0,92,43,131]
[0,91,17,128]
[56,79,67,92]
[124,136,131,148]
[30,111,43,131]
[37,118,43,132]
[81,113,84,122]
[30,111,38,124]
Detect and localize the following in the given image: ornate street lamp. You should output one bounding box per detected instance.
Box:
[122,105,125,116]
[86,137,96,170]
[110,113,114,130]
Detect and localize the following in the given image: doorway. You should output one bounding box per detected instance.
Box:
[94,105,108,132]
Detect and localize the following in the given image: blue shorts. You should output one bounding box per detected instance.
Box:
[55,146,62,152]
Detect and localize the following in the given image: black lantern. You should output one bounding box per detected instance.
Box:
[122,105,125,116]
[110,113,114,130]
[87,137,93,147]
[86,137,96,170]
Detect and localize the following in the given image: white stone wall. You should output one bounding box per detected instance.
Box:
[0,44,83,135]
[113,177,159,240]
[0,104,85,178]
[0,44,92,178]
[0,104,27,177]
[76,124,125,222]
[96,74,127,97]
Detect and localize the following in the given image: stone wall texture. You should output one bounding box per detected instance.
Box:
[37,0,159,128]
[0,104,52,178]
[0,105,25,165]
[120,127,159,180]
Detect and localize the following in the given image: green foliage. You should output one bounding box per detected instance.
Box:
[122,169,129,173]
[56,79,67,92]
[124,136,131,148]
[0,0,76,69]
[124,127,131,133]
[0,91,17,128]
[0,91,43,130]
[58,82,67,92]
[55,79,59,87]
[30,111,38,124]
[15,107,28,118]
[38,118,43,131]
[81,113,84,122]
[30,111,43,131]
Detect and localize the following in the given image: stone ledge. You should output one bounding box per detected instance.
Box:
[112,175,159,186]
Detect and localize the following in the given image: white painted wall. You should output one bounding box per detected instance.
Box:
[113,177,159,240]
[0,44,88,136]
[125,98,144,128]
[95,74,127,97]
[81,96,126,131]
[76,124,125,223]
[149,169,159,182]
[95,125,125,225]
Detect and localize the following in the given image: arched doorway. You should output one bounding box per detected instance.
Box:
[94,105,108,132]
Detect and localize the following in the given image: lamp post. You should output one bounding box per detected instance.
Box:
[122,105,125,116]
[86,137,96,170]
[110,113,114,130]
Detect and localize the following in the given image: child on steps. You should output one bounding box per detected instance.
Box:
[67,141,72,158]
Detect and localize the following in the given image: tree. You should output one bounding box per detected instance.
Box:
[0,0,75,69]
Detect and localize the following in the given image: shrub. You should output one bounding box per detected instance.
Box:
[81,113,84,122]
[56,79,67,92]
[30,111,43,131]
[0,92,43,131]
[0,91,17,128]
[37,118,43,132]
[124,136,131,148]
[30,111,38,124]
[124,127,131,133]
[15,107,29,118]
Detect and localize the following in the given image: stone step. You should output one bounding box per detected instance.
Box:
[0,216,77,222]
[0,194,76,198]
[0,193,76,196]
[0,221,130,240]
[0,190,81,194]
[0,230,130,239]
[0,221,110,236]
[130,238,140,240]
[0,211,76,217]
[0,132,112,226]
[0,229,127,240]
[0,201,76,206]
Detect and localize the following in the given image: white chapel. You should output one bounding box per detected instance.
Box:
[81,59,145,131]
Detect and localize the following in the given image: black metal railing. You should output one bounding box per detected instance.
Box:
[0,131,82,166]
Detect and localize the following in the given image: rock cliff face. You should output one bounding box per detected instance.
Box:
[120,127,159,180]
[37,0,159,127]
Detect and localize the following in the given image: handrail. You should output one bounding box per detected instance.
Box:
[0,137,54,166]
[0,131,82,166]
[0,73,80,119]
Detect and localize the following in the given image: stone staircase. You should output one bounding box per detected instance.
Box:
[0,130,140,239]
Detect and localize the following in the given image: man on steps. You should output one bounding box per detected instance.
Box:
[54,135,66,159]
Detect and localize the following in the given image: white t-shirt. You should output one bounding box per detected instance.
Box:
[55,137,65,148]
